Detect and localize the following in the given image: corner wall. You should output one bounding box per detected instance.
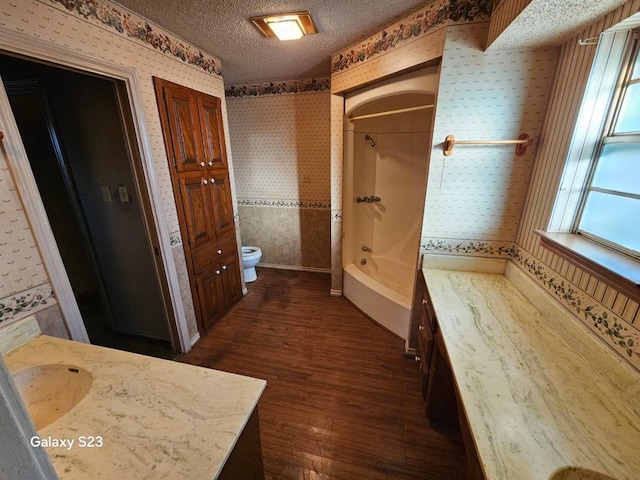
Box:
[225,80,332,271]
[512,0,640,371]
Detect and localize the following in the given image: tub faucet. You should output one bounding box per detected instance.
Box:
[361,245,372,253]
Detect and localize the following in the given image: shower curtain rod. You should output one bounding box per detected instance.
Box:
[349,104,434,121]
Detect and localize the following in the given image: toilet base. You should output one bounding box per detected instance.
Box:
[244,266,257,282]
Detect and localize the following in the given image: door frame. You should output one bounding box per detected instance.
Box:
[0,29,191,352]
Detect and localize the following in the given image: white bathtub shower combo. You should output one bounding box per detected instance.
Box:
[342,66,439,348]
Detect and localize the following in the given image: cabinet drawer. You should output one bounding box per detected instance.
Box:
[192,235,237,274]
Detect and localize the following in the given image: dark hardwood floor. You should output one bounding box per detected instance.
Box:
[177,268,467,479]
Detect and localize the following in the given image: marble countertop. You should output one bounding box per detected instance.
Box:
[4,336,266,479]
[422,268,640,480]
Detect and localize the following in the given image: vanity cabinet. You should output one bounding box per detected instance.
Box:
[154,77,241,334]
[415,271,484,480]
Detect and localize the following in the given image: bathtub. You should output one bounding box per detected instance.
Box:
[343,257,414,348]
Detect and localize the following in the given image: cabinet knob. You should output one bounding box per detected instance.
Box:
[419,325,424,331]
[422,298,428,305]
[415,356,421,362]
[222,265,227,270]
[215,270,221,275]
[208,161,213,167]
[202,179,208,185]
[210,178,216,184]
[200,162,205,167]
[217,249,222,255]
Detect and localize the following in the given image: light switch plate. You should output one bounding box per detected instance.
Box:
[101,186,113,202]
[118,186,130,203]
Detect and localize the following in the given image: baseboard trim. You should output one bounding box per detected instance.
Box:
[190,332,201,348]
[258,263,331,274]
[330,289,342,297]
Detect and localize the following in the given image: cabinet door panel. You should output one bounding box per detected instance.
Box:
[178,173,215,249]
[163,87,205,173]
[209,172,235,238]
[196,267,224,331]
[221,255,242,306]
[198,96,227,170]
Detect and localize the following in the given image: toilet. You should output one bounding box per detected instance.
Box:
[241,246,262,282]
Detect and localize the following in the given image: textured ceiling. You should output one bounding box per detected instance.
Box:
[113,0,634,85]
[113,0,429,84]
[489,0,630,50]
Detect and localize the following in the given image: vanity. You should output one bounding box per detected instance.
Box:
[415,261,640,480]
[3,332,266,479]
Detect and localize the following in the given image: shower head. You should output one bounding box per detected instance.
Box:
[364,134,376,147]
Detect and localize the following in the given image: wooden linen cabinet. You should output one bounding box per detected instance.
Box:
[154,77,242,333]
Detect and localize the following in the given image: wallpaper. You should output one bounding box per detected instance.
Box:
[226,88,331,270]
[0,0,231,336]
[227,91,331,204]
[421,22,558,243]
[43,0,222,77]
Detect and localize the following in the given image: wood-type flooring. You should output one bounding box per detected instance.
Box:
[177,268,467,480]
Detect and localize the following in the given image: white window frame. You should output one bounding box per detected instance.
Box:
[572,29,640,259]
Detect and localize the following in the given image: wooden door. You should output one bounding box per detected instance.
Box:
[198,95,228,170]
[177,172,216,249]
[209,172,235,238]
[162,86,204,174]
[195,267,224,331]
[154,77,241,334]
[221,255,242,306]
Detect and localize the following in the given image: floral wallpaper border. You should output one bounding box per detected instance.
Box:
[225,78,331,98]
[0,283,56,326]
[44,0,223,77]
[421,237,514,257]
[331,0,493,74]
[238,198,331,209]
[169,231,182,247]
[511,245,640,367]
[422,237,640,368]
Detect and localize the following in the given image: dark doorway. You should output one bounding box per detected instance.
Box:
[0,53,175,359]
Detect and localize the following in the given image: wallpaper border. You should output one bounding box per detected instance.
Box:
[511,244,640,369]
[421,237,514,257]
[225,78,331,98]
[330,0,492,74]
[169,231,182,247]
[238,198,331,209]
[43,0,223,77]
[421,236,640,369]
[0,282,56,326]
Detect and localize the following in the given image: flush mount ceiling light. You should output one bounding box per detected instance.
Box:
[250,12,318,41]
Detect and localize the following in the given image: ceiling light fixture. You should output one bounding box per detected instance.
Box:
[250,12,318,41]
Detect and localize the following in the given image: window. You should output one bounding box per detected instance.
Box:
[575,31,640,258]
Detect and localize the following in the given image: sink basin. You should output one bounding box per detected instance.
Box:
[549,466,618,480]
[12,364,93,430]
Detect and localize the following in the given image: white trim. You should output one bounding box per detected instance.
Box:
[549,30,630,231]
[330,289,342,297]
[0,29,191,353]
[190,332,201,348]
[257,263,332,274]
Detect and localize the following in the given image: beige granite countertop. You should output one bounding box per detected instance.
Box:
[422,268,640,480]
[4,336,266,479]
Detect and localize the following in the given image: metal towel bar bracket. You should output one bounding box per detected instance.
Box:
[443,133,532,157]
